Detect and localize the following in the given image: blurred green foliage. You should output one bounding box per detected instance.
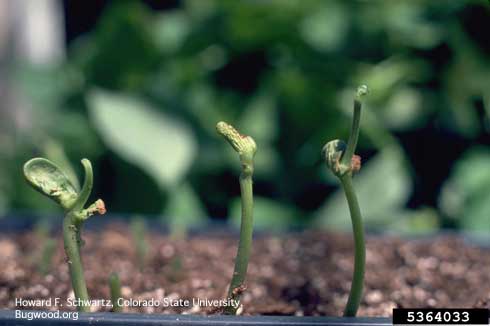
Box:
[439,147,490,234]
[2,0,490,235]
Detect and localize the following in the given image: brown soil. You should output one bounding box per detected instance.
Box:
[1,223,490,316]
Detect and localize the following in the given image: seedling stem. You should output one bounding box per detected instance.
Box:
[322,85,368,317]
[216,121,256,315]
[24,158,105,312]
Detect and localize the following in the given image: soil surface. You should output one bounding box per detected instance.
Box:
[1,223,490,316]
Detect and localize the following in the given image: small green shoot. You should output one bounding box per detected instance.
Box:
[109,272,123,313]
[130,217,148,271]
[167,254,184,283]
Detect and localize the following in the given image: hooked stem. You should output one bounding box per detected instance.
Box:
[322,86,368,317]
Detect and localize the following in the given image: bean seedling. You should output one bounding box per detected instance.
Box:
[322,85,368,317]
[216,121,257,315]
[24,158,106,312]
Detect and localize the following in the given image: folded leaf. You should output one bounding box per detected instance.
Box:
[23,158,78,210]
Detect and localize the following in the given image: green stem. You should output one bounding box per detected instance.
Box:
[216,121,256,315]
[341,85,367,168]
[109,272,123,313]
[63,212,90,312]
[340,175,365,317]
[341,100,361,167]
[225,174,254,315]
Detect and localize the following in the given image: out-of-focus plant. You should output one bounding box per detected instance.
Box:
[23,158,106,312]
[6,0,490,234]
[130,217,148,270]
[439,147,490,234]
[32,219,57,275]
[109,272,123,313]
[37,239,57,275]
[87,90,207,233]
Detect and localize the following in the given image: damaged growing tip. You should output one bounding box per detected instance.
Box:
[356,85,369,99]
[322,139,347,176]
[77,199,106,221]
[216,121,257,159]
[322,140,362,177]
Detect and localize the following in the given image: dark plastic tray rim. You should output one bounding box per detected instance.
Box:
[0,310,391,325]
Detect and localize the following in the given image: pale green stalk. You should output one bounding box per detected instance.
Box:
[216,121,256,315]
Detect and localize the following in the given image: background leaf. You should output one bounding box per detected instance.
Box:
[164,182,208,231]
[439,147,490,233]
[88,90,197,189]
[154,11,191,54]
[3,0,490,233]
